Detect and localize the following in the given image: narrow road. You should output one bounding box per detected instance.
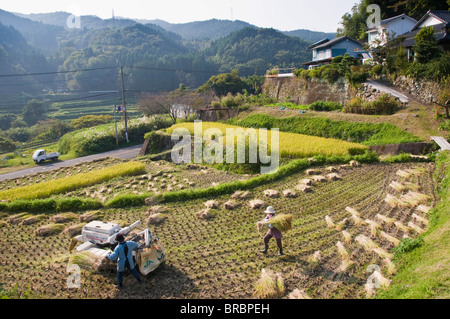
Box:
[0,144,143,182]
[365,80,411,104]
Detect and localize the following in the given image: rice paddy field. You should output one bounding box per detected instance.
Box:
[0,156,438,299]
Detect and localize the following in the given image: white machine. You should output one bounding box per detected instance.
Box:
[69,220,167,275]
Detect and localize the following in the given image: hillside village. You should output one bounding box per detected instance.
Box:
[0,1,449,305]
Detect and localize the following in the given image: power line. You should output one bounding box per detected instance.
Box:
[0,66,119,78]
[0,70,119,88]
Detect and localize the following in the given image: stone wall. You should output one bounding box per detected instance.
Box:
[355,82,386,101]
[262,77,354,105]
[262,76,400,105]
[393,76,442,104]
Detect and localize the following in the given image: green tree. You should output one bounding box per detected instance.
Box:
[21,99,46,126]
[0,114,17,131]
[0,136,16,153]
[197,70,251,97]
[413,26,441,64]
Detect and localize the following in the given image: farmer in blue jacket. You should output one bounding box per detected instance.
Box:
[108,233,142,288]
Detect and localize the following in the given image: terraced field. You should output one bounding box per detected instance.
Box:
[0,158,436,299]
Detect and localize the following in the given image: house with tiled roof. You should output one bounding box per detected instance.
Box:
[399,10,450,60]
[302,35,365,69]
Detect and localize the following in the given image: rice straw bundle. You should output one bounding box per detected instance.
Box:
[342,231,352,244]
[146,213,167,225]
[372,247,393,259]
[355,235,379,251]
[195,208,215,220]
[349,160,361,167]
[249,199,265,210]
[336,241,350,260]
[411,213,428,226]
[282,189,298,198]
[21,214,46,225]
[375,214,396,226]
[400,191,431,207]
[405,167,426,175]
[416,204,432,214]
[253,269,285,299]
[256,214,294,234]
[295,184,313,193]
[380,231,401,246]
[147,206,168,215]
[301,178,313,186]
[204,200,219,209]
[384,194,409,208]
[350,214,363,227]
[312,175,327,182]
[325,215,335,228]
[345,207,360,216]
[326,166,338,172]
[389,181,407,192]
[383,258,396,275]
[326,173,342,181]
[224,200,239,210]
[403,182,421,191]
[65,223,84,238]
[335,218,349,231]
[365,219,382,237]
[306,169,320,176]
[264,189,280,198]
[307,251,321,270]
[407,221,425,234]
[394,221,411,233]
[231,190,251,199]
[365,270,390,297]
[396,169,412,179]
[288,288,311,299]
[338,258,355,272]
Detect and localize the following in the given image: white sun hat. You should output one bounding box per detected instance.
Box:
[264,206,276,215]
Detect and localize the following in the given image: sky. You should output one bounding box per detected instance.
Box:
[0,0,359,32]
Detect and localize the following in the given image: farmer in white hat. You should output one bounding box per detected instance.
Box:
[259,206,284,256]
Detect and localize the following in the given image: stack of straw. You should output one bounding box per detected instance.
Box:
[256,214,294,234]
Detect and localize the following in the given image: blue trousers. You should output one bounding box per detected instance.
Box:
[117,260,141,285]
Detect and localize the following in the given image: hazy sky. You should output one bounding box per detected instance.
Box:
[1,0,359,32]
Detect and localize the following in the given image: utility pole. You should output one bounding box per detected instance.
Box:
[120,66,129,143]
[114,105,119,146]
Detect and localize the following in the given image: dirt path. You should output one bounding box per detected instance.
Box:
[0,144,143,181]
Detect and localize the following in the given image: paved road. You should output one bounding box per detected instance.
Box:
[0,144,143,182]
[365,80,411,104]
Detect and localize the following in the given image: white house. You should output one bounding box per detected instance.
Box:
[400,10,450,60]
[367,13,418,48]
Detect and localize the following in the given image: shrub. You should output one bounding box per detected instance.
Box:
[309,101,342,112]
[344,94,400,115]
[0,136,16,153]
[59,116,172,157]
[392,237,425,258]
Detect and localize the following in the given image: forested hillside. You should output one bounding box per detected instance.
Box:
[205,27,310,76]
[0,21,54,93]
[0,10,317,93]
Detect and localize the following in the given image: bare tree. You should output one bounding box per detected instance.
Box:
[138,91,215,123]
